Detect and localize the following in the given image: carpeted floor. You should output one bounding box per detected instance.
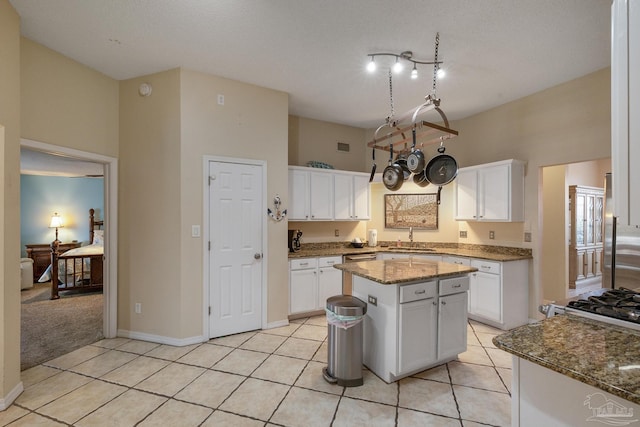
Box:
[20,282,103,371]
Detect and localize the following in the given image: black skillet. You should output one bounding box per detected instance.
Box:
[382,144,403,191]
[369,147,377,182]
[424,145,458,204]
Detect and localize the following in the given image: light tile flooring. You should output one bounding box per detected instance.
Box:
[2,317,512,427]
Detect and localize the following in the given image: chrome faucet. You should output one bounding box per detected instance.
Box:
[408,227,413,246]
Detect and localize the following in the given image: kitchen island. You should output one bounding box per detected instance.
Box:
[334,258,477,383]
[494,315,640,427]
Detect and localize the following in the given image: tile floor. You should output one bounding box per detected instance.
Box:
[2,317,512,427]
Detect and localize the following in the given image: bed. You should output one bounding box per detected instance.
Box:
[48,209,104,299]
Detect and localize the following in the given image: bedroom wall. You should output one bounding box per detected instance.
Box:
[0,0,22,408]
[20,175,104,255]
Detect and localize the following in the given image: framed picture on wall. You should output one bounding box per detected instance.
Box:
[384,193,438,229]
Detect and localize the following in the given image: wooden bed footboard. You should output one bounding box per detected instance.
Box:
[50,244,103,299]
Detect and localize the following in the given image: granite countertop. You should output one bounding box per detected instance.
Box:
[288,242,532,262]
[333,258,477,284]
[493,314,640,404]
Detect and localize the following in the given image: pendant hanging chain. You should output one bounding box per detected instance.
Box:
[432,32,440,98]
[387,70,395,124]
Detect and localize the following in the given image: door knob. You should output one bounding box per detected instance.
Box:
[254,253,262,260]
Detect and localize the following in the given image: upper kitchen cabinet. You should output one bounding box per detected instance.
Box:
[289,166,370,221]
[455,159,525,222]
[612,0,640,226]
[288,166,333,220]
[334,172,371,221]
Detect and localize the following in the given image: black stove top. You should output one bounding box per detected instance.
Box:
[567,288,640,324]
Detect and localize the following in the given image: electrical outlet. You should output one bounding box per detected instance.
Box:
[524,232,532,242]
[489,231,495,239]
[460,231,467,238]
[217,94,225,105]
[335,229,339,237]
[368,295,377,306]
[135,303,142,314]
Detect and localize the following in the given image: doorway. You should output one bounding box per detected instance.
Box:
[20,139,118,339]
[540,158,610,302]
[206,157,265,338]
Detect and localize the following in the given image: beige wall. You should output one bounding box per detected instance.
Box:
[179,69,289,329]
[289,115,366,172]
[541,165,568,302]
[0,0,22,403]
[119,69,182,337]
[566,158,610,187]
[20,38,119,156]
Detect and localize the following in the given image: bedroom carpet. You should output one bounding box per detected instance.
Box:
[20,282,103,371]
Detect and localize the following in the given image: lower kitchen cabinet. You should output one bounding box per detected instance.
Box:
[353,274,470,383]
[468,258,529,330]
[289,256,342,315]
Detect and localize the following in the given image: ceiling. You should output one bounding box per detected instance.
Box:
[9,0,611,131]
[20,148,104,177]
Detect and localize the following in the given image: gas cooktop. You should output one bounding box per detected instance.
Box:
[565,288,640,330]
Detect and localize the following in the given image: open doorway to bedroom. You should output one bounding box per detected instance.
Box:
[19,140,118,370]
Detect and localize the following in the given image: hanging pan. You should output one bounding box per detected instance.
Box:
[424,145,458,204]
[407,127,426,173]
[369,147,377,182]
[413,167,430,187]
[382,144,403,191]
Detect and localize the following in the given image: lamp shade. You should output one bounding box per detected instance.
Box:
[49,213,63,229]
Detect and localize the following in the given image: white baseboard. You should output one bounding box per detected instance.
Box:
[116,329,205,347]
[264,319,289,330]
[0,381,23,411]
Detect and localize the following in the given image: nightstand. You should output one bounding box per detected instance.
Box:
[25,242,81,282]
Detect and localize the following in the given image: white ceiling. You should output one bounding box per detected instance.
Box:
[20,148,104,177]
[10,0,610,130]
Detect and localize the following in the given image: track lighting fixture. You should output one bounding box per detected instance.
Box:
[366,50,442,78]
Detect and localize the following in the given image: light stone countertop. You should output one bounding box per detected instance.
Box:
[333,258,477,284]
[493,314,640,404]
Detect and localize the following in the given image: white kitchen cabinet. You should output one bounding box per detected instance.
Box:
[612,0,640,226]
[467,258,529,330]
[289,256,342,315]
[353,274,470,383]
[317,256,343,309]
[334,172,371,220]
[379,252,442,262]
[288,167,333,220]
[442,255,471,266]
[455,159,525,222]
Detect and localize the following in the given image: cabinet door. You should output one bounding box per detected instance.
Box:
[594,247,603,277]
[455,169,478,220]
[333,173,352,220]
[318,266,343,309]
[309,172,333,220]
[438,292,468,360]
[352,174,371,220]
[594,195,604,245]
[398,298,438,374]
[290,269,317,314]
[480,165,510,221]
[469,272,501,323]
[289,169,310,220]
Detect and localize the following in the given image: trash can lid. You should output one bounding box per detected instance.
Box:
[326,295,367,316]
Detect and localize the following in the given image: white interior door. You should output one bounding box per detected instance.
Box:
[209,160,263,338]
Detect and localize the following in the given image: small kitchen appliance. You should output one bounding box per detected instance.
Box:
[288,229,302,252]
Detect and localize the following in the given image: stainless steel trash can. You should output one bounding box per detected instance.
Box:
[322,295,367,387]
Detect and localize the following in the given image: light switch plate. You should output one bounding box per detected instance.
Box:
[460,231,467,238]
[191,225,201,238]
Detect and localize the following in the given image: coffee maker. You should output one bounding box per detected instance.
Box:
[288,230,302,252]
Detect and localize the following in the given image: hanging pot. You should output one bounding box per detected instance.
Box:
[369,147,377,182]
[383,144,403,191]
[424,146,458,204]
[413,168,430,187]
[407,128,426,173]
[394,152,411,181]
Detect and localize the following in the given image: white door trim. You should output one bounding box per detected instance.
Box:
[202,155,267,339]
[20,138,118,338]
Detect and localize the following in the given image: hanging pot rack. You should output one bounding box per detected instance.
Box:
[366,32,458,153]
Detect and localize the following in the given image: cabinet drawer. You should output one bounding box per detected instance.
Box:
[290,258,318,270]
[471,259,501,275]
[400,281,437,303]
[439,276,470,296]
[442,256,470,266]
[318,256,341,268]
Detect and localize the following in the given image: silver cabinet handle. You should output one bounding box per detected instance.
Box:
[453,284,461,288]
[300,262,308,266]
[254,253,262,259]
[432,300,437,305]
[441,300,447,305]
[415,290,426,295]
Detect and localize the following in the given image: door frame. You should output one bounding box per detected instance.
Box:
[20,138,118,338]
[202,155,268,339]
